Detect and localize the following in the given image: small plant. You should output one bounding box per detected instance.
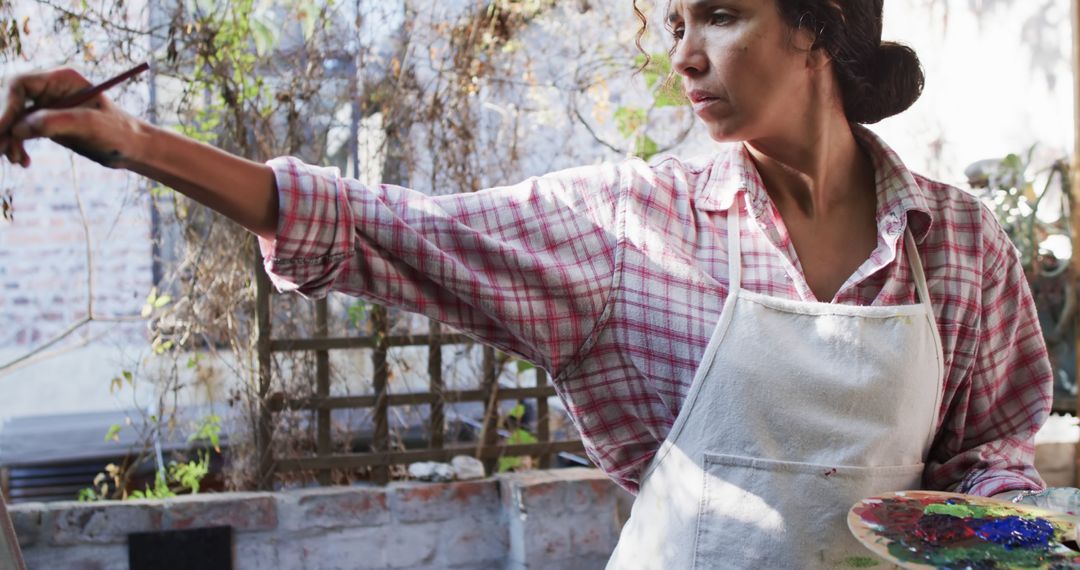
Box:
[78,415,221,501]
[968,148,1071,278]
[969,151,1075,405]
[498,402,538,473]
[347,300,369,330]
[129,451,211,499]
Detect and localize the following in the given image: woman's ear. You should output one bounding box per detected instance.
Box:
[806,43,831,71]
[791,26,830,70]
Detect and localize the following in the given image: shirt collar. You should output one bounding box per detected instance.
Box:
[695,125,934,243]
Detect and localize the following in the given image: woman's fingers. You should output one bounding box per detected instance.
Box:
[5,108,87,167]
[5,110,54,168]
[12,107,105,140]
[0,68,142,169]
[10,110,52,140]
[9,106,137,169]
[0,68,94,154]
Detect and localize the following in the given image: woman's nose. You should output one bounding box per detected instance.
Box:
[671,32,708,77]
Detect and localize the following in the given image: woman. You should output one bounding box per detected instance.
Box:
[0,0,1055,567]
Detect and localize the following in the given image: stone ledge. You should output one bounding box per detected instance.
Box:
[49,502,162,545]
[390,479,501,523]
[161,493,277,532]
[291,486,390,530]
[498,467,616,517]
[8,503,42,548]
[8,467,622,569]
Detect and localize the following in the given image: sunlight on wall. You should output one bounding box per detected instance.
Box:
[877,0,1074,183]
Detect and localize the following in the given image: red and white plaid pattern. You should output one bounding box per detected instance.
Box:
[260,126,1051,496]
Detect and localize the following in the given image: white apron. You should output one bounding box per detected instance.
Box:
[606,203,944,569]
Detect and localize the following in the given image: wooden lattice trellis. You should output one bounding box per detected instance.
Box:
[252,257,585,489]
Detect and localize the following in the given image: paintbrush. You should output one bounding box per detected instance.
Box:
[23,62,150,115]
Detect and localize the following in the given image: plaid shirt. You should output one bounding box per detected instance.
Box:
[260,126,1051,496]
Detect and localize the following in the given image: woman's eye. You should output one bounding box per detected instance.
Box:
[672,26,685,40]
[710,12,733,25]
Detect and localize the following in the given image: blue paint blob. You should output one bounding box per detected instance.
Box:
[974,516,1054,550]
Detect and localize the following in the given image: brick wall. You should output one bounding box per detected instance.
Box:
[0,144,152,349]
[8,468,629,570]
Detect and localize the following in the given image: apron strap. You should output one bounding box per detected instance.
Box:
[727,200,742,292]
[904,229,932,309]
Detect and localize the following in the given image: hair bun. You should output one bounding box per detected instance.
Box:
[848,42,925,124]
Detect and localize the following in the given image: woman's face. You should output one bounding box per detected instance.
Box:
[668,0,817,142]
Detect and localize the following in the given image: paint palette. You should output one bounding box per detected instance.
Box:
[848,491,1080,569]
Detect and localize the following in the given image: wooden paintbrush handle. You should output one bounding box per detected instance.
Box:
[24,62,149,115]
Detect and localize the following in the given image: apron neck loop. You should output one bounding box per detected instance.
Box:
[904,229,932,308]
[727,201,743,292]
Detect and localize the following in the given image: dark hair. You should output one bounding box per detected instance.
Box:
[635,0,924,124]
[776,0,923,124]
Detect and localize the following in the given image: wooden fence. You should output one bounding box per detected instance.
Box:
[251,259,585,489]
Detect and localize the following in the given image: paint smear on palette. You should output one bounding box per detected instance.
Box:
[848,491,1080,569]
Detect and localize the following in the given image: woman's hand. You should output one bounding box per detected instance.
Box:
[0,67,148,169]
[0,66,278,238]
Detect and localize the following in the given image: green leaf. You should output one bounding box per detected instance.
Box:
[153,295,171,308]
[515,360,535,374]
[633,52,685,108]
[653,79,685,108]
[614,106,646,139]
[498,428,539,472]
[130,475,175,500]
[347,301,368,329]
[634,52,672,89]
[189,414,223,452]
[170,452,211,494]
[508,427,537,445]
[142,288,159,317]
[509,403,526,420]
[497,456,521,472]
[250,16,278,57]
[104,424,122,442]
[634,135,659,161]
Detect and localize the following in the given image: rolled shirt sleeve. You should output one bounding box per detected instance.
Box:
[258,157,624,375]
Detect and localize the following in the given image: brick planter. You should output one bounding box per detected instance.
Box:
[8,468,628,570]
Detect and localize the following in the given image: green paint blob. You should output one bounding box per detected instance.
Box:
[886,537,1067,568]
[968,505,1025,519]
[843,556,880,568]
[923,503,975,518]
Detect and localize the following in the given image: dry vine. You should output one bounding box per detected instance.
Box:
[0,0,686,494]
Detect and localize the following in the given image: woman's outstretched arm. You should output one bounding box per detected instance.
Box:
[0,66,627,375]
[0,67,279,240]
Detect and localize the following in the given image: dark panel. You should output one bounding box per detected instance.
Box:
[129,526,232,570]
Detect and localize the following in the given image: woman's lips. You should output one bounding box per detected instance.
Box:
[692,96,724,114]
[687,90,724,114]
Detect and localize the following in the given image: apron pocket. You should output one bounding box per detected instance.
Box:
[694,453,924,570]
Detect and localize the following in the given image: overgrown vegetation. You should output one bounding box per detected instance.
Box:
[0,0,688,495]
